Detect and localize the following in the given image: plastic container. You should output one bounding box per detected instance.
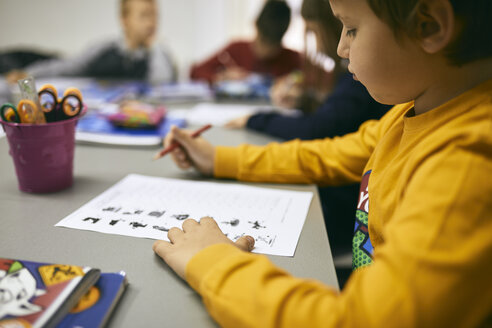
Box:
[1,109,85,193]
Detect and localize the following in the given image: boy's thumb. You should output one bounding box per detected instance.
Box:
[172,126,194,149]
[235,235,255,252]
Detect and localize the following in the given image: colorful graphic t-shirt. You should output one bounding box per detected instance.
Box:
[352,170,374,269]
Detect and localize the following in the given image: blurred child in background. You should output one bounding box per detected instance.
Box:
[189,0,301,85]
[226,0,389,140]
[6,0,175,85]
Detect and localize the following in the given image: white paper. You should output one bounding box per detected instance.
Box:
[178,102,302,127]
[145,81,213,101]
[75,131,162,146]
[56,174,313,256]
[183,103,274,127]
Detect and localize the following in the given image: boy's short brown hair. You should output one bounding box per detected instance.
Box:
[255,0,292,45]
[366,0,492,65]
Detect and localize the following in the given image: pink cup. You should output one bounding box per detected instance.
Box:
[1,109,85,193]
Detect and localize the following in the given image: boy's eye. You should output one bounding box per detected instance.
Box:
[346,29,357,37]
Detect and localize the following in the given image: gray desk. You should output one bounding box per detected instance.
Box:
[0,126,338,327]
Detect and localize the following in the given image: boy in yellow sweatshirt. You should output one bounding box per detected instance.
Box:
[153,0,492,327]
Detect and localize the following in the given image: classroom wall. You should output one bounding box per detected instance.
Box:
[0,0,304,81]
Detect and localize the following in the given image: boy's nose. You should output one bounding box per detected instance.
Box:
[337,33,349,59]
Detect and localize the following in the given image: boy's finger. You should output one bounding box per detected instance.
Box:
[176,150,187,161]
[169,149,192,169]
[170,152,183,167]
[168,227,184,243]
[199,216,219,227]
[235,235,255,252]
[172,127,197,151]
[171,148,186,161]
[182,218,199,232]
[152,240,172,258]
[176,159,192,170]
[163,127,176,148]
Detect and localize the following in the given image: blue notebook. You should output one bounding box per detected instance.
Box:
[76,110,186,146]
[56,272,128,328]
[0,258,100,328]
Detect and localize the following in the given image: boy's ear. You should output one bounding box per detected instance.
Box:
[415,0,455,54]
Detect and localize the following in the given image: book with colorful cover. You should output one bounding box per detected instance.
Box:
[76,105,186,147]
[0,258,100,328]
[56,272,128,328]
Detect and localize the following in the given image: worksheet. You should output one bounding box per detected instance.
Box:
[56,174,313,256]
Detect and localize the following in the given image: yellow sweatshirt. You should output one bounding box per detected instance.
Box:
[185,80,492,327]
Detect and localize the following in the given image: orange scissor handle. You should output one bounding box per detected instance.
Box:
[61,87,83,117]
[17,99,39,123]
[1,103,21,122]
[39,84,59,99]
[64,87,82,100]
[38,84,59,113]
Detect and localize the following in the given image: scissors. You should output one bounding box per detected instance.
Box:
[0,100,41,123]
[38,84,83,122]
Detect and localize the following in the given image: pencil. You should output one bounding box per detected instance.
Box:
[152,124,212,161]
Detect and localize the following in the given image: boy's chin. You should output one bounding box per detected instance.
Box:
[366,91,399,106]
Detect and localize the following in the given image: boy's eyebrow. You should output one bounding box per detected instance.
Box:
[334,14,351,23]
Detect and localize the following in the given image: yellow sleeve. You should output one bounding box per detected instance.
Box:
[214,117,384,186]
[187,140,492,327]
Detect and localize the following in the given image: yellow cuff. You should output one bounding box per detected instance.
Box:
[185,244,243,293]
[214,146,239,179]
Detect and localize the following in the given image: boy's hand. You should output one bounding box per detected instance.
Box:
[215,66,250,82]
[224,114,252,129]
[270,76,303,109]
[163,126,215,175]
[153,217,255,279]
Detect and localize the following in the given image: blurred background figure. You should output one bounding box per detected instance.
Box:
[4,0,176,85]
[189,0,301,85]
[269,4,342,112]
[0,50,58,76]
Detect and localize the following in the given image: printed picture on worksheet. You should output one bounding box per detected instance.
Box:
[56,174,313,256]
